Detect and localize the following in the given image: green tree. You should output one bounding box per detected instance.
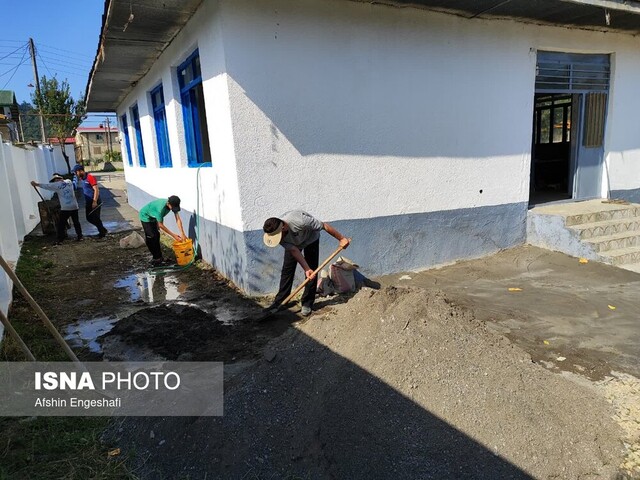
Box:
[32,76,86,173]
[17,101,41,142]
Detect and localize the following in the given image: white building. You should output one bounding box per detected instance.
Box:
[86,0,640,294]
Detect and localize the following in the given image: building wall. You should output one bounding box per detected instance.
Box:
[118,0,640,294]
[219,0,640,292]
[116,0,249,288]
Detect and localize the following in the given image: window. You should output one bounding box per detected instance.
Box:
[120,114,133,166]
[131,104,146,167]
[178,49,211,167]
[151,85,172,168]
[93,146,102,155]
[533,95,571,145]
[95,134,104,141]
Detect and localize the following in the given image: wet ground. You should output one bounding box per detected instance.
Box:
[10,175,640,478]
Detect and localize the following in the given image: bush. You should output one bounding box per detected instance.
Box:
[104,151,122,163]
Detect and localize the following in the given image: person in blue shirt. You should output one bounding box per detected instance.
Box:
[72,164,107,238]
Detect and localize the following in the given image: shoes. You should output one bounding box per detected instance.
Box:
[98,229,108,238]
[76,235,83,242]
[53,241,62,246]
[301,306,312,317]
[151,258,164,266]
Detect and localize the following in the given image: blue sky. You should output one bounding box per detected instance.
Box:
[0,0,111,127]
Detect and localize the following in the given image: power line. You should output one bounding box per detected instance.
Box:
[1,48,28,90]
[0,43,27,62]
[36,51,55,79]
[38,43,95,61]
[38,55,92,70]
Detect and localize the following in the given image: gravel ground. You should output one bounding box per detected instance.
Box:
[110,286,626,479]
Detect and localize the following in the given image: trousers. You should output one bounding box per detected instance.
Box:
[273,239,319,309]
[84,196,106,234]
[141,220,162,260]
[57,209,82,241]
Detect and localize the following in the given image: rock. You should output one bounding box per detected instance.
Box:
[264,349,276,362]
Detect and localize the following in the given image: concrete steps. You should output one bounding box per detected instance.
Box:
[527,199,640,272]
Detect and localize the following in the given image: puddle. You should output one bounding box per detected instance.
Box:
[102,220,135,233]
[115,273,187,303]
[175,300,246,325]
[64,316,117,353]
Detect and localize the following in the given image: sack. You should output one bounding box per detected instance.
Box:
[317,270,337,296]
[330,265,354,292]
[119,231,146,249]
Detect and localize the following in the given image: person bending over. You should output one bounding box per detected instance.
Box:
[263,210,350,316]
[139,195,186,266]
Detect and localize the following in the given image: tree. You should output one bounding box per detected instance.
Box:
[17,101,41,142]
[32,76,86,173]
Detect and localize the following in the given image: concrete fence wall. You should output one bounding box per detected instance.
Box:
[0,139,75,340]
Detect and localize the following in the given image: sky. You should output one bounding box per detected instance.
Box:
[0,0,113,127]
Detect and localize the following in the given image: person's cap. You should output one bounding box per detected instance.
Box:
[168,195,181,213]
[49,174,64,182]
[263,217,283,248]
[72,164,84,173]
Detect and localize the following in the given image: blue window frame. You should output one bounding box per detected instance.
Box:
[120,114,133,166]
[131,104,146,167]
[177,50,211,167]
[150,85,172,168]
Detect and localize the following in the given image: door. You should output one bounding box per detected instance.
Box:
[574,93,607,200]
[534,52,610,203]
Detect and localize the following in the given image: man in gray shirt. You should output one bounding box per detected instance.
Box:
[31,174,83,245]
[263,210,350,316]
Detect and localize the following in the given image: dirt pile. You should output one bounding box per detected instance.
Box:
[112,286,624,479]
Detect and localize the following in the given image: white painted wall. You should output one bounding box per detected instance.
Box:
[222,0,640,229]
[115,0,640,292]
[117,0,245,274]
[0,140,60,338]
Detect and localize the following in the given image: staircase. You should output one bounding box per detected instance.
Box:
[527,199,640,273]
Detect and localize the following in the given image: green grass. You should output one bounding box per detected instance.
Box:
[0,236,136,480]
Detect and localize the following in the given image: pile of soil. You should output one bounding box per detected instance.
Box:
[100,301,293,361]
[110,286,624,479]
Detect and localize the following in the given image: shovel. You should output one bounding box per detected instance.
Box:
[254,243,348,322]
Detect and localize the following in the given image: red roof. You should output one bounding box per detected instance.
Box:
[76,126,118,133]
[49,137,76,144]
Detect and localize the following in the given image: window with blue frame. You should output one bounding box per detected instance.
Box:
[120,114,133,166]
[177,50,211,167]
[131,104,146,167]
[150,85,172,168]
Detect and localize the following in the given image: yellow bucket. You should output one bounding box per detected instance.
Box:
[172,238,194,266]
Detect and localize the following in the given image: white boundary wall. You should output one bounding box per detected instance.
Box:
[0,140,75,339]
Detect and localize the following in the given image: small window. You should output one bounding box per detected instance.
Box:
[95,134,104,141]
[120,114,133,166]
[131,104,146,167]
[177,49,211,167]
[151,84,172,168]
[93,146,102,155]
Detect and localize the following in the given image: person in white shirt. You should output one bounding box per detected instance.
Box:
[31,174,83,245]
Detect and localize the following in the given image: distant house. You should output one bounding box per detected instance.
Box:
[0,90,20,143]
[86,0,640,294]
[75,125,120,164]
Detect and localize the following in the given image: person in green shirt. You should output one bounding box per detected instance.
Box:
[139,195,186,266]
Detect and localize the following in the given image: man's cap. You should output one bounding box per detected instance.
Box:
[263,217,283,248]
[72,164,85,173]
[49,174,64,182]
[168,195,181,213]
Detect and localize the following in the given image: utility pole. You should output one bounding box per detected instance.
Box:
[28,38,47,144]
[105,117,113,159]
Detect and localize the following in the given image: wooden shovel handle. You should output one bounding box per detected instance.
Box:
[32,184,45,202]
[281,244,347,306]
